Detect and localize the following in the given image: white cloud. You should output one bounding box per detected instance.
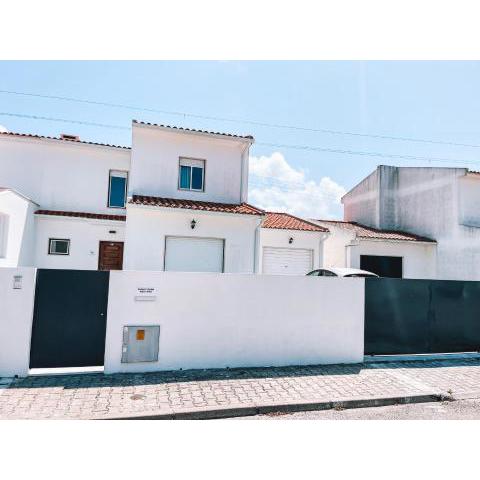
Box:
[248,152,346,219]
[0,125,7,133]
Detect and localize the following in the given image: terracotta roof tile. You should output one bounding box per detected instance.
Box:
[129,195,264,215]
[133,120,254,140]
[263,212,328,232]
[316,220,436,242]
[0,131,130,149]
[35,210,126,221]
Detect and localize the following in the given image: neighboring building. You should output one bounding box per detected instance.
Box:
[341,165,480,280]
[260,212,329,275]
[0,122,330,274]
[314,219,436,279]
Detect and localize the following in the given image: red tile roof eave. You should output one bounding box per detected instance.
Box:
[128,195,264,216]
[356,235,436,244]
[35,210,127,222]
[316,219,436,243]
[263,212,329,232]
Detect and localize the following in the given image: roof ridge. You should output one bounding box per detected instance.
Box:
[0,130,131,150]
[318,218,435,242]
[267,211,326,229]
[133,119,254,140]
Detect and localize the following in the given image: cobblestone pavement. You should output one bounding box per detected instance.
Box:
[1,358,480,419]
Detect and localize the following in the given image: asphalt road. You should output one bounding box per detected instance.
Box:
[233,399,480,420]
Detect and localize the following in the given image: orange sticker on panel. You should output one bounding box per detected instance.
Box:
[136,329,145,341]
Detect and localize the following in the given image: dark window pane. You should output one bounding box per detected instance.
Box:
[109,175,127,207]
[180,165,191,189]
[360,255,403,278]
[50,239,69,255]
[191,166,203,190]
[323,270,337,276]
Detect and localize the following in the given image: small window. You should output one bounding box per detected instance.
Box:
[179,158,205,191]
[49,238,70,255]
[108,170,128,208]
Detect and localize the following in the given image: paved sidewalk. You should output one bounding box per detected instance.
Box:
[1,358,480,419]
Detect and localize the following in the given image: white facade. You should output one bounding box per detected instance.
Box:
[0,134,130,214]
[0,189,37,268]
[316,220,437,279]
[0,123,269,273]
[129,122,251,204]
[124,205,261,273]
[34,215,126,270]
[343,165,480,280]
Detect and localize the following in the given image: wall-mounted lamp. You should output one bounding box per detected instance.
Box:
[191,219,197,229]
[289,237,294,244]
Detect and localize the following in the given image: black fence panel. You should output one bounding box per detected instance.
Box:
[30,269,110,368]
[365,278,480,355]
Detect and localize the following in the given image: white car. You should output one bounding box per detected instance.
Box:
[306,267,379,278]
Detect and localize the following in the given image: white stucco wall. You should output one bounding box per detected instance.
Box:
[0,190,36,267]
[343,165,480,280]
[0,135,130,214]
[347,240,437,279]
[129,124,251,204]
[0,267,36,377]
[104,271,365,373]
[124,206,261,273]
[317,223,355,268]
[342,168,379,227]
[258,228,326,273]
[35,216,125,270]
[458,175,480,227]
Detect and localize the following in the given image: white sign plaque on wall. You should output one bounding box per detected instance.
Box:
[13,275,22,289]
[135,287,156,301]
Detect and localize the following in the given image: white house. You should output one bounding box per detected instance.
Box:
[0,122,329,274]
[341,165,480,280]
[313,219,437,279]
[260,212,328,275]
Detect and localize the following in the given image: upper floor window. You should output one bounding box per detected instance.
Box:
[179,158,205,192]
[108,170,128,208]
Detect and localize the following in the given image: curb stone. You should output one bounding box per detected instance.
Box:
[100,393,442,420]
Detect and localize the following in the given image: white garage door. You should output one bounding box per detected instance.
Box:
[165,236,224,272]
[262,247,313,275]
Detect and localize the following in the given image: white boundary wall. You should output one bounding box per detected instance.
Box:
[0,267,36,377]
[104,271,365,373]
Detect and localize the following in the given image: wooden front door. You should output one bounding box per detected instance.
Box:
[98,241,124,271]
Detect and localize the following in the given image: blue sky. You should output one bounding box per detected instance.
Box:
[2,61,480,218]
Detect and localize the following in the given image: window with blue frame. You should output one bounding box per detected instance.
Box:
[179,158,205,191]
[108,170,128,208]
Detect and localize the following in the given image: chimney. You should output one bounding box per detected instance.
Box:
[60,133,80,141]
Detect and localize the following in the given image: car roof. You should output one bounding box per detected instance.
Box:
[324,267,378,276]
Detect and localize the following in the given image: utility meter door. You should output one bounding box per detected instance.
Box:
[121,325,160,363]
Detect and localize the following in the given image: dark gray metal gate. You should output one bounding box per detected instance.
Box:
[30,269,110,368]
[365,278,480,355]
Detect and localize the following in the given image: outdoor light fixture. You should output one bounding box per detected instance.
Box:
[289,237,294,244]
[191,219,197,229]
